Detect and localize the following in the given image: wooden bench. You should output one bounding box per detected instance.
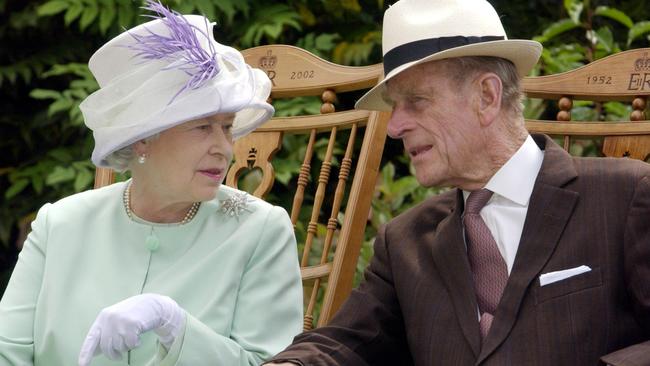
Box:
[94,46,649,331]
[95,44,390,330]
[523,48,650,161]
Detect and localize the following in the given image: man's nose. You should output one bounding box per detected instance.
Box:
[386,107,409,139]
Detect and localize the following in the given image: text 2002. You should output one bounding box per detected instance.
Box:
[291,70,315,79]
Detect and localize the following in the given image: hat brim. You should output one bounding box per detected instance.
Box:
[355,39,542,111]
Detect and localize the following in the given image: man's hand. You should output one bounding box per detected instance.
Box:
[78,293,185,366]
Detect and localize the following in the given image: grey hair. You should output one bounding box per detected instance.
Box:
[104,134,160,172]
[438,56,523,117]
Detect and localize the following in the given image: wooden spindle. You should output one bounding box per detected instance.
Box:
[301,129,337,267]
[303,314,314,331]
[557,96,572,151]
[302,128,338,322]
[291,129,317,228]
[94,167,114,189]
[304,126,360,327]
[631,97,647,121]
[321,89,336,114]
[320,124,358,265]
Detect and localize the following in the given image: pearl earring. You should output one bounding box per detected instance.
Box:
[138,154,146,164]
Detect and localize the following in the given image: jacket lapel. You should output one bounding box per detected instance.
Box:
[477,134,579,363]
[430,189,481,357]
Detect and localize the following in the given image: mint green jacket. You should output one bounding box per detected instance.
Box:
[0,182,303,365]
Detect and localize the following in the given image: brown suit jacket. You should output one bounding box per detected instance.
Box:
[271,135,650,366]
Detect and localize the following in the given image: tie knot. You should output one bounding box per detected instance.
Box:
[465,189,493,214]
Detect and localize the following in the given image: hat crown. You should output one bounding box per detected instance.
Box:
[382,0,507,55]
[89,15,213,88]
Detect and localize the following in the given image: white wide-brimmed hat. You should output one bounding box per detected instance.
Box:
[355,0,543,111]
[80,1,274,167]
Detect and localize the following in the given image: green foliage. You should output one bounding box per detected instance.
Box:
[296,33,341,59]
[534,19,581,44]
[273,96,322,117]
[522,0,650,182]
[628,21,650,46]
[240,4,302,48]
[31,63,98,125]
[3,62,100,205]
[594,6,634,28]
[533,0,650,64]
[333,32,379,65]
[37,0,134,34]
[36,1,68,17]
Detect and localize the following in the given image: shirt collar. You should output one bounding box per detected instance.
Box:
[463,134,544,206]
[486,134,544,205]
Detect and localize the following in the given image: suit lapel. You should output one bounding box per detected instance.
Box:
[477,135,579,363]
[430,190,481,357]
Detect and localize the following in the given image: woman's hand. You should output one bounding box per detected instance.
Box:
[78,293,185,366]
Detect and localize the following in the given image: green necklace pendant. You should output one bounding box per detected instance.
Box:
[146,231,160,252]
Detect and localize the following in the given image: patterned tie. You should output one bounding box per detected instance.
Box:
[463,189,508,341]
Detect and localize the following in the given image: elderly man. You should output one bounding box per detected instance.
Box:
[267,0,650,365]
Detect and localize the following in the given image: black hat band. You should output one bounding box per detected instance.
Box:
[383,35,505,75]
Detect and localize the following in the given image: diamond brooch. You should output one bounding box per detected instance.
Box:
[220,191,253,219]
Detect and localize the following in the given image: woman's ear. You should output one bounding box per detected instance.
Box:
[132,140,148,156]
[476,72,503,127]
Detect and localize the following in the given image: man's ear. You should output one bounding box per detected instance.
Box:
[476,73,503,127]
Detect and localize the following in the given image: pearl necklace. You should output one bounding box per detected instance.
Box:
[122,182,200,225]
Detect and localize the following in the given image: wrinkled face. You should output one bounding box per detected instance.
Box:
[139,113,236,203]
[384,61,483,188]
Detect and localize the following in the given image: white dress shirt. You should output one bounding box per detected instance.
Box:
[462,135,544,274]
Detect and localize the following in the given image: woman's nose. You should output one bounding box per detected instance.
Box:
[209,127,233,158]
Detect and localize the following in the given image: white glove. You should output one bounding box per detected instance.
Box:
[78,293,185,366]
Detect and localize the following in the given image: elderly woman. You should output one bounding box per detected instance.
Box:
[0,2,303,365]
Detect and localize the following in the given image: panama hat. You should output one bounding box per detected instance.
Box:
[355,0,542,111]
[80,0,274,167]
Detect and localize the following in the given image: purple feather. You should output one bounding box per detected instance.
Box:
[126,0,219,104]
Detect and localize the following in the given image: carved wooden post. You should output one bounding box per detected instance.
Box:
[557,96,572,151]
[226,132,282,198]
[631,96,646,121]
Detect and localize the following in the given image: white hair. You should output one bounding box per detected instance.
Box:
[439,56,524,116]
[103,134,159,172]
